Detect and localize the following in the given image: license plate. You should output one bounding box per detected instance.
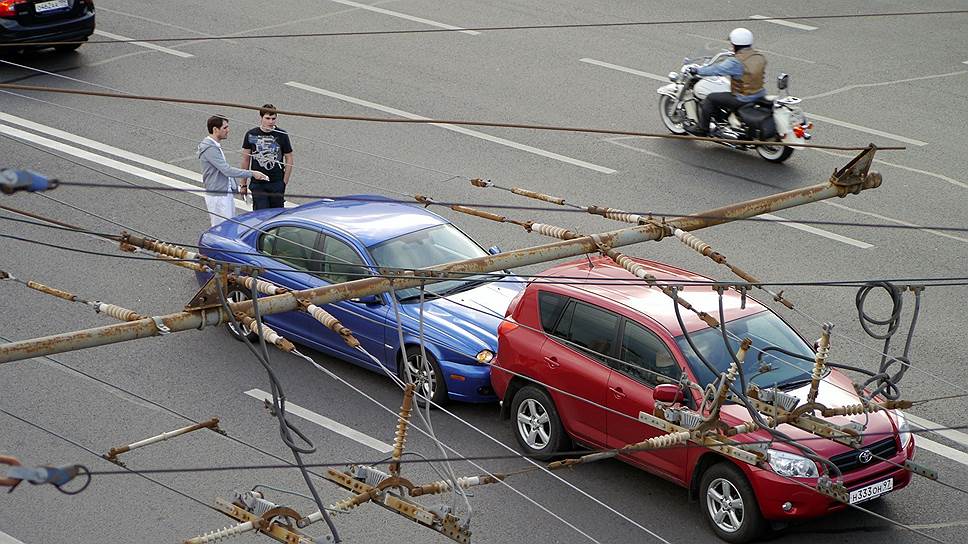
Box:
[849,478,893,504]
[35,0,70,13]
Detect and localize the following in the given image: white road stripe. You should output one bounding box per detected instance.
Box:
[93,30,194,58]
[325,0,479,35]
[0,530,26,544]
[906,413,968,448]
[749,15,818,31]
[822,201,968,243]
[759,213,873,248]
[286,81,616,174]
[579,58,669,82]
[805,113,928,146]
[244,389,393,452]
[916,435,968,467]
[0,122,251,212]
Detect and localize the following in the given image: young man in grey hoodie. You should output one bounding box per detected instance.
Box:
[198,115,268,227]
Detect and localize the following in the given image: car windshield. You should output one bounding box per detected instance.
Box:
[675,312,815,389]
[368,224,494,300]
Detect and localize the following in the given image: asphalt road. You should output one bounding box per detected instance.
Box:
[2,1,967,543]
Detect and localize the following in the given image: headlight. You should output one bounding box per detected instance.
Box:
[668,71,679,82]
[895,410,912,448]
[768,449,819,478]
[475,349,495,364]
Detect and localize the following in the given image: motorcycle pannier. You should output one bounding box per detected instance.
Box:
[737,104,777,140]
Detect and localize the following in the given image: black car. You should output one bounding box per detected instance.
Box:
[0,0,94,55]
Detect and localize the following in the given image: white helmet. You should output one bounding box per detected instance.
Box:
[729,27,754,47]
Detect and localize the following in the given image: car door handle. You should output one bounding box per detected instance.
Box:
[610,386,626,399]
[544,356,560,369]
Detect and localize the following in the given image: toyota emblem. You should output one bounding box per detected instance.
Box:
[858,450,873,464]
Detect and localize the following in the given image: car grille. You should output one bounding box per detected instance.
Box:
[829,437,897,474]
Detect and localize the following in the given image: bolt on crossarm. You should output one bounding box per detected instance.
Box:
[0,152,883,364]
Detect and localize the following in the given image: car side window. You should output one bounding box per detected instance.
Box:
[620,320,681,386]
[260,226,321,272]
[538,291,569,333]
[550,300,619,363]
[319,236,369,284]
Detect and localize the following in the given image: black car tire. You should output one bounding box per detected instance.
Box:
[510,385,569,460]
[699,462,766,543]
[223,286,258,342]
[401,346,447,407]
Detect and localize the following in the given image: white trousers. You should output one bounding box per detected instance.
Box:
[204,193,236,227]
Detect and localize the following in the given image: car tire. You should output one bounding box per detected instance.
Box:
[511,385,569,460]
[699,462,766,543]
[223,286,258,343]
[401,346,447,407]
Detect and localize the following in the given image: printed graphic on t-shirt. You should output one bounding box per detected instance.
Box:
[249,134,281,170]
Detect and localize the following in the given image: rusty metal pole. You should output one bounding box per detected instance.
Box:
[0,162,881,364]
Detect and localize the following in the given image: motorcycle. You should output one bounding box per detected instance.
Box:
[657,51,812,163]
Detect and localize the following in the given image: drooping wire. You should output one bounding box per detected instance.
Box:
[856,282,922,399]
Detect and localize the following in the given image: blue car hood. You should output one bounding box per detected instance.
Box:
[400,279,522,355]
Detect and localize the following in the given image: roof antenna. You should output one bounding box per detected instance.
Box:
[584,253,594,269]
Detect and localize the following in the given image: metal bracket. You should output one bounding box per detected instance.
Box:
[212,497,311,544]
[185,270,230,311]
[638,412,763,466]
[829,145,879,194]
[903,460,939,480]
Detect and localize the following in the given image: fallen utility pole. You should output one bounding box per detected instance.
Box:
[0,147,881,364]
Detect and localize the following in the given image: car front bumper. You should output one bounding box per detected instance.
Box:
[439,359,496,403]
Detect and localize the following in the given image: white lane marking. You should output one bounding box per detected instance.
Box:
[803,70,968,101]
[286,81,616,174]
[812,147,967,190]
[244,389,393,452]
[906,413,968,448]
[749,15,818,31]
[805,113,928,146]
[0,530,27,544]
[0,123,251,212]
[0,112,202,182]
[759,213,873,248]
[916,435,968,467]
[93,30,194,58]
[822,201,968,244]
[686,32,817,64]
[579,58,669,82]
[325,0,479,35]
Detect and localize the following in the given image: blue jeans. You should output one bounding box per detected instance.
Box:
[251,180,285,210]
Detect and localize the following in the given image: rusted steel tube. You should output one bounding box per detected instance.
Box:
[104,417,219,461]
[0,173,883,364]
[509,187,567,205]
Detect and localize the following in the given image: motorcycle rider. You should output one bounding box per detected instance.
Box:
[684,28,767,137]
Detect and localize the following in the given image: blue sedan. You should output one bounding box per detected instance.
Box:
[196,196,523,403]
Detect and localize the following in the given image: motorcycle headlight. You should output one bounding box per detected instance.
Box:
[895,410,912,448]
[475,349,495,364]
[668,71,679,82]
[767,449,819,478]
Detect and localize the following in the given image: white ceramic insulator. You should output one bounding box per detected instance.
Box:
[186,521,254,543]
[603,209,644,224]
[151,240,197,261]
[425,476,482,493]
[837,403,869,416]
[306,304,340,329]
[613,253,657,282]
[647,431,690,449]
[674,228,711,254]
[530,223,574,240]
[724,362,738,383]
[94,303,142,321]
[247,320,283,345]
[237,275,284,295]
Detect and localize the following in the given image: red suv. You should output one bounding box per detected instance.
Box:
[491,256,914,542]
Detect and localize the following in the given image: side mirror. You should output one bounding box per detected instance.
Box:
[653,384,684,404]
[487,245,502,255]
[777,73,789,90]
[351,295,382,305]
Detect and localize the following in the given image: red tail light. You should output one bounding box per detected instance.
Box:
[0,0,26,18]
[793,126,805,138]
[498,318,519,336]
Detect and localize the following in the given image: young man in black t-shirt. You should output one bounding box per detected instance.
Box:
[240,104,294,209]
